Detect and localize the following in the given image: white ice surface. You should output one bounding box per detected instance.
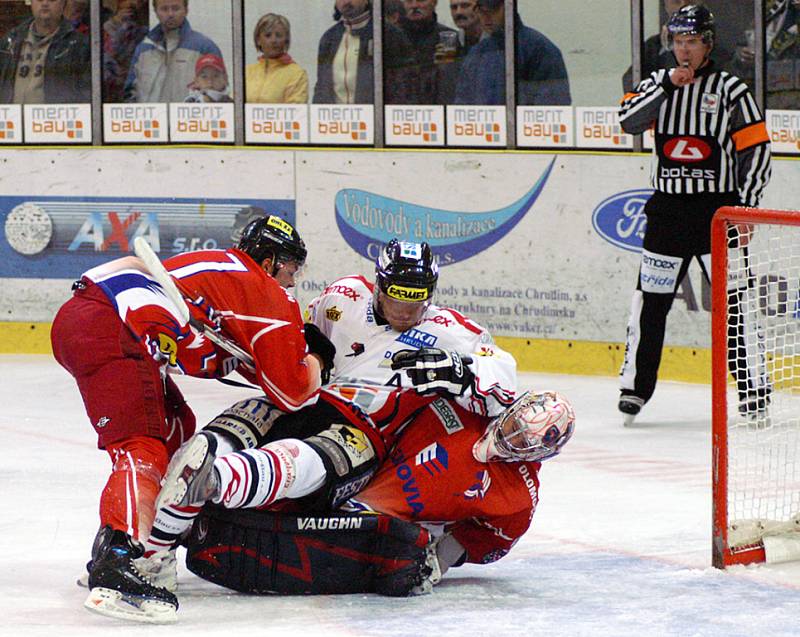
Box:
[2,355,799,636]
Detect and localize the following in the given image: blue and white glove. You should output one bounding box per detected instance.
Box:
[391,348,474,396]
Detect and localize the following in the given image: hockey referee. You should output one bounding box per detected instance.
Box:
[616,4,772,425]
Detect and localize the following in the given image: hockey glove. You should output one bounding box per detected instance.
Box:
[304,323,336,384]
[391,348,474,396]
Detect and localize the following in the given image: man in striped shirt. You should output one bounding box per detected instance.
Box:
[617,4,772,425]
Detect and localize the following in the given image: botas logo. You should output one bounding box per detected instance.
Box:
[664,136,711,162]
[592,189,652,252]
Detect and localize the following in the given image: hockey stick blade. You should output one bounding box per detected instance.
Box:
[132,237,256,373]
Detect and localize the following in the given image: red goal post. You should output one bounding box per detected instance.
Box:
[711,206,800,568]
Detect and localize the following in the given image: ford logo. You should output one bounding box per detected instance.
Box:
[591,189,652,252]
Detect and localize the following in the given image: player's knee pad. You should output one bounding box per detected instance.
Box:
[185,506,432,596]
[204,397,284,450]
[303,423,380,509]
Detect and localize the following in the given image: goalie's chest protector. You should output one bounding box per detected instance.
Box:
[355,401,539,523]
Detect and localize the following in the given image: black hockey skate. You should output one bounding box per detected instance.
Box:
[84,526,178,623]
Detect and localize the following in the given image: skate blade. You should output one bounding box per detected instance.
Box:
[157,436,209,508]
[623,413,636,427]
[84,587,177,624]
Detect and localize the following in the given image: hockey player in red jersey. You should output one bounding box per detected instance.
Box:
[181,388,576,596]
[51,215,329,623]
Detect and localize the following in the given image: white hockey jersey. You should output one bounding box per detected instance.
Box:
[306,275,517,417]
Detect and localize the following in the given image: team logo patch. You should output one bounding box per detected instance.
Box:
[415,442,448,476]
[340,426,369,455]
[95,416,111,429]
[701,92,719,114]
[345,342,365,357]
[325,307,342,321]
[157,334,179,365]
[431,398,464,434]
[396,328,438,349]
[464,470,492,499]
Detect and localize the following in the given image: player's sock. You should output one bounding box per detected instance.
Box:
[100,436,168,542]
[214,439,326,509]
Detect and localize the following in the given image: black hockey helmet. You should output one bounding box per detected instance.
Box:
[375,239,438,303]
[667,4,715,46]
[237,215,307,267]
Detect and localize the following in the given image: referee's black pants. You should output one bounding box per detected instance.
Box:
[619,190,742,404]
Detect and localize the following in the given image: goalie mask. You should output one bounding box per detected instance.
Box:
[473,390,575,463]
[374,239,438,332]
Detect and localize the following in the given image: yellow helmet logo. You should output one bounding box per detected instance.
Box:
[266,215,293,237]
[386,284,428,302]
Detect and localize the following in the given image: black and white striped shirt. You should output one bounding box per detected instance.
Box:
[619,62,771,206]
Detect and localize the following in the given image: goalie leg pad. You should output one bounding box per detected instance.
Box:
[185,507,432,596]
[303,423,380,509]
[204,397,284,450]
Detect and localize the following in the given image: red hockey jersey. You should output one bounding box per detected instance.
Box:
[352,398,541,565]
[83,248,318,412]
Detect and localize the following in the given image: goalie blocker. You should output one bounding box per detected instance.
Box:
[185,506,433,596]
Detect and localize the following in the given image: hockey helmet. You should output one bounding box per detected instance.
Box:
[667,4,715,46]
[375,239,438,303]
[237,215,307,267]
[474,390,576,463]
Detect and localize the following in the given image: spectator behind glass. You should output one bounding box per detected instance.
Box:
[455,0,570,105]
[0,0,90,104]
[313,0,417,105]
[124,0,222,103]
[64,0,90,35]
[103,0,148,102]
[246,13,308,104]
[384,0,406,26]
[399,0,458,103]
[186,53,231,102]
[729,0,800,109]
[450,0,482,51]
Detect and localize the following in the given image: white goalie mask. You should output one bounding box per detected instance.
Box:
[473,390,575,463]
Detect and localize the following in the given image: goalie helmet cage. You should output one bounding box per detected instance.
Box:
[711,206,800,569]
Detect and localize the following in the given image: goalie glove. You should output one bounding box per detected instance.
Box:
[391,348,475,397]
[304,323,336,384]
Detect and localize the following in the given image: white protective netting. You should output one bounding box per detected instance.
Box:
[725,220,800,550]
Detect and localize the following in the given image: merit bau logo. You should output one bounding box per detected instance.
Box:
[446,105,505,146]
[310,105,373,145]
[576,107,632,149]
[169,103,233,142]
[516,106,573,147]
[23,104,91,143]
[0,105,21,142]
[768,109,800,154]
[385,105,444,146]
[335,158,555,265]
[103,104,166,142]
[246,105,308,143]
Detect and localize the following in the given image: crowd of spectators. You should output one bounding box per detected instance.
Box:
[0,0,797,113]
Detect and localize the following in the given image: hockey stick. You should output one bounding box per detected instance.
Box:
[133,237,256,373]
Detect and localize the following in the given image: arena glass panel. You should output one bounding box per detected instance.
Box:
[0,0,92,144]
[242,0,374,146]
[515,0,630,150]
[102,0,234,144]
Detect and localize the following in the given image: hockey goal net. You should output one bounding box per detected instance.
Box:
[711,206,800,568]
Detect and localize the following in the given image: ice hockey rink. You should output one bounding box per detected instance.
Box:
[3,355,799,637]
